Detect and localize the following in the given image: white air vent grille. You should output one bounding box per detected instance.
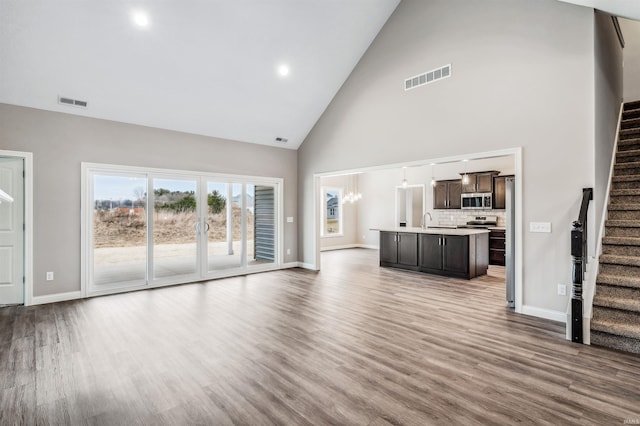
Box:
[58,95,88,108]
[404,64,451,91]
[275,137,288,144]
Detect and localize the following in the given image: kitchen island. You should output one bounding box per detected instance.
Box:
[373,227,490,279]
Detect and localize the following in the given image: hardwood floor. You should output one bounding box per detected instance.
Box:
[1,248,639,425]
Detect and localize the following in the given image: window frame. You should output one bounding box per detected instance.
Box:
[320,186,344,238]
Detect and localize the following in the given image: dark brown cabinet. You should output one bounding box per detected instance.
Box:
[489,229,506,266]
[461,171,499,193]
[380,231,419,270]
[418,232,488,279]
[433,179,462,209]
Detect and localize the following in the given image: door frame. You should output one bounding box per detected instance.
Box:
[0,150,33,306]
[312,147,524,314]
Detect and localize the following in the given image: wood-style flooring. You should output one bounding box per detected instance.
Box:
[1,248,639,425]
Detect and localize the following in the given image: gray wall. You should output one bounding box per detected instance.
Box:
[620,18,640,102]
[0,103,298,297]
[298,0,596,314]
[594,12,624,237]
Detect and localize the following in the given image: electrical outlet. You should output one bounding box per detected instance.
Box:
[286,217,294,223]
[46,272,54,281]
[362,235,366,240]
[557,284,566,296]
[530,222,552,233]
[286,248,291,255]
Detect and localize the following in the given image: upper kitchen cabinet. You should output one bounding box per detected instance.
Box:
[492,175,514,210]
[434,179,462,209]
[461,171,499,193]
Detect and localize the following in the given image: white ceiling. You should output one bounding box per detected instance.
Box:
[0,0,399,149]
[558,0,640,20]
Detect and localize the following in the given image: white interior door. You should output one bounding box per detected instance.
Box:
[0,157,24,305]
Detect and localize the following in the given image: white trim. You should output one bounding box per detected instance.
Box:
[0,150,33,307]
[313,175,321,270]
[300,262,317,270]
[521,305,566,323]
[320,244,378,252]
[30,291,82,306]
[358,244,378,250]
[281,261,300,269]
[312,147,524,314]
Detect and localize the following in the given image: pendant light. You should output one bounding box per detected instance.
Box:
[430,163,436,187]
[462,159,469,185]
[341,173,362,204]
[402,167,408,188]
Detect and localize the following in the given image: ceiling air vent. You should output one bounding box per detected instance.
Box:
[404,64,451,91]
[275,137,288,144]
[58,95,88,108]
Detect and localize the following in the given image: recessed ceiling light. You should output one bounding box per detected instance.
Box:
[132,10,149,27]
[278,64,290,77]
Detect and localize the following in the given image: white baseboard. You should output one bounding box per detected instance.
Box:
[30,291,82,306]
[281,262,301,269]
[300,262,317,270]
[521,305,566,323]
[358,244,378,250]
[320,244,378,252]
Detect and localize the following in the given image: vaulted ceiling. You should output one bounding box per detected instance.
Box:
[1,0,638,151]
[0,0,400,149]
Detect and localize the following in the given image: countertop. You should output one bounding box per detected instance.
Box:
[371,227,490,236]
[488,226,506,231]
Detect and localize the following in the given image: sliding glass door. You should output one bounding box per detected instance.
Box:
[152,176,199,281]
[84,164,282,296]
[205,181,242,272]
[91,172,148,291]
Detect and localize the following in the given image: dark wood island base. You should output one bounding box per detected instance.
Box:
[377,228,490,280]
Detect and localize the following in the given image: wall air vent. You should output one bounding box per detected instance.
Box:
[58,95,88,108]
[275,137,288,144]
[404,64,451,91]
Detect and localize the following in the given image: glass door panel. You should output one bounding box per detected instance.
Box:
[152,177,199,280]
[92,174,147,288]
[206,181,242,272]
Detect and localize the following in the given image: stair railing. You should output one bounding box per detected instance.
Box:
[571,187,593,344]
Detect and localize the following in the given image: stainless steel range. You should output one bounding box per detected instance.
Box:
[458,215,498,229]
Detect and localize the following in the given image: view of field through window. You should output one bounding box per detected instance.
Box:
[92,175,260,286]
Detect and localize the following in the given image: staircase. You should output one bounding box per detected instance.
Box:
[591,100,640,354]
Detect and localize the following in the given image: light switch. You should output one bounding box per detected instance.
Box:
[287,217,294,223]
[530,222,552,233]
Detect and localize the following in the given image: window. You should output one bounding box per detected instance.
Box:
[321,187,343,237]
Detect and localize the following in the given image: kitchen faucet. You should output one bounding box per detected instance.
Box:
[421,212,432,229]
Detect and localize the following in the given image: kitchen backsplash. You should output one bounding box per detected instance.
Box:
[435,210,507,227]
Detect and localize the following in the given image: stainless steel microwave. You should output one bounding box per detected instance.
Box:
[461,193,492,210]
